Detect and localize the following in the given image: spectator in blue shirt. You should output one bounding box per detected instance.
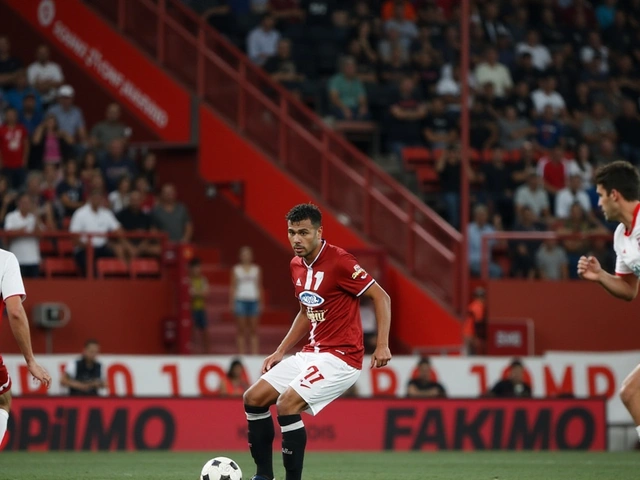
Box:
[4,70,41,115]
[46,85,87,145]
[19,94,43,136]
[468,204,503,278]
[100,138,138,192]
[535,105,563,149]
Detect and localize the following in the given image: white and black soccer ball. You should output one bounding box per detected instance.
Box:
[200,456,243,480]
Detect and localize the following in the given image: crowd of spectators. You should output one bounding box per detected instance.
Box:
[0,38,193,277]
[183,0,640,280]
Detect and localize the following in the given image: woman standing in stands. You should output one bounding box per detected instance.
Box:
[230,246,263,355]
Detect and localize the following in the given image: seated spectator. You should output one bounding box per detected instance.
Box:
[40,163,60,205]
[407,357,446,398]
[27,45,64,108]
[480,1,509,44]
[99,138,137,192]
[4,70,42,115]
[474,46,512,98]
[489,359,532,397]
[61,339,106,396]
[506,81,534,119]
[536,238,569,280]
[511,52,539,92]
[139,152,158,193]
[593,138,617,167]
[498,105,535,151]
[381,0,416,22]
[546,50,578,106]
[566,82,592,127]
[269,0,304,27]
[510,206,545,279]
[423,97,457,149]
[90,104,130,152]
[514,169,551,220]
[516,30,551,71]
[537,145,571,199]
[346,37,378,84]
[56,159,84,220]
[108,176,131,214]
[580,31,609,74]
[327,57,369,120]
[468,204,502,278]
[436,146,475,229]
[117,190,162,259]
[615,98,640,164]
[386,76,427,161]
[23,171,55,230]
[380,46,412,85]
[31,114,74,170]
[0,175,17,226]
[46,85,87,145]
[480,149,516,225]
[538,7,566,50]
[611,55,640,100]
[19,93,43,136]
[4,194,44,278]
[263,39,305,93]
[152,183,193,243]
[507,7,528,44]
[384,2,418,51]
[79,150,101,192]
[463,287,487,355]
[469,99,498,151]
[535,106,563,150]
[568,143,595,190]
[555,174,592,219]
[0,36,22,90]
[247,14,280,66]
[580,55,609,94]
[496,31,515,69]
[581,102,617,149]
[510,141,537,188]
[435,64,466,114]
[350,1,377,30]
[69,187,125,276]
[134,175,156,213]
[413,50,440,97]
[531,76,566,117]
[0,107,29,189]
[219,358,250,396]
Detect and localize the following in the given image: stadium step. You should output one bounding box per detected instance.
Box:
[203,323,291,355]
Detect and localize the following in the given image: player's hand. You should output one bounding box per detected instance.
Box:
[262,350,284,374]
[27,360,51,388]
[577,255,602,281]
[370,346,392,369]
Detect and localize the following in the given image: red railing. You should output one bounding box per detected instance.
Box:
[84,0,464,314]
[480,231,611,281]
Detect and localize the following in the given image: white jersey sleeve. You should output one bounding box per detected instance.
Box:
[614,224,634,276]
[1,251,26,301]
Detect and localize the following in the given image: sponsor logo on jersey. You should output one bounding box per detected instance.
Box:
[352,264,368,280]
[306,308,327,322]
[299,291,325,307]
[296,278,302,286]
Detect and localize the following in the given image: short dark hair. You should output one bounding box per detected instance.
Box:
[417,357,431,367]
[84,339,99,348]
[286,203,322,228]
[594,160,640,201]
[510,359,524,369]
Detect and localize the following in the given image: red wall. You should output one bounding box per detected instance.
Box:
[0,280,174,355]
[198,106,462,348]
[488,280,640,353]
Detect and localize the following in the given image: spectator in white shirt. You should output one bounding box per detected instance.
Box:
[69,188,125,276]
[554,174,592,219]
[514,169,551,220]
[474,46,513,97]
[247,14,280,66]
[516,30,551,71]
[27,45,64,108]
[580,32,609,74]
[4,194,44,278]
[531,76,566,116]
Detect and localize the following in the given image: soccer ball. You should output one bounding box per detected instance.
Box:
[200,456,243,480]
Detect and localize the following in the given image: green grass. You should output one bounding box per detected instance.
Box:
[2,451,640,479]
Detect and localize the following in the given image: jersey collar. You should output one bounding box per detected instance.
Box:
[624,203,640,237]
[303,240,326,269]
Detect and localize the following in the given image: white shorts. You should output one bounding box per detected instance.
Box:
[261,351,360,415]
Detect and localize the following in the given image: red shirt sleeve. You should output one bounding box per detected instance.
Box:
[336,253,376,297]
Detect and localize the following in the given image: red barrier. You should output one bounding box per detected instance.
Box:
[2,397,606,451]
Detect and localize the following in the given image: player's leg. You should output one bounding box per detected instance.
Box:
[275,353,361,480]
[243,355,303,480]
[619,364,640,440]
[236,314,247,355]
[248,310,260,355]
[0,358,12,444]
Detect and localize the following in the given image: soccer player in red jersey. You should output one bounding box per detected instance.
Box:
[0,248,51,446]
[578,161,640,442]
[243,204,392,480]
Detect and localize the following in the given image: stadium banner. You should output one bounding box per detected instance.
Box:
[4,0,191,141]
[1,397,606,452]
[2,353,634,423]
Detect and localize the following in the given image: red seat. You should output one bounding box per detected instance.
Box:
[401,147,430,170]
[415,166,440,192]
[43,258,78,278]
[130,258,161,278]
[96,258,129,278]
[57,238,75,256]
[509,149,522,162]
[39,239,56,256]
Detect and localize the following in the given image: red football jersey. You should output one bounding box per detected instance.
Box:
[290,241,376,369]
[0,124,28,169]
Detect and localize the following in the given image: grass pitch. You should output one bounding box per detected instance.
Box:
[1,451,639,479]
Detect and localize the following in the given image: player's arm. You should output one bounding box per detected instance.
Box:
[596,271,638,302]
[6,295,36,366]
[362,282,392,368]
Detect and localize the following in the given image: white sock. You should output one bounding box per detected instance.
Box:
[0,409,8,445]
[636,425,640,441]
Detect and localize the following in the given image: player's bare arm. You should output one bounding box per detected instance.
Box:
[6,295,51,387]
[578,255,639,301]
[262,303,309,373]
[362,282,392,368]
